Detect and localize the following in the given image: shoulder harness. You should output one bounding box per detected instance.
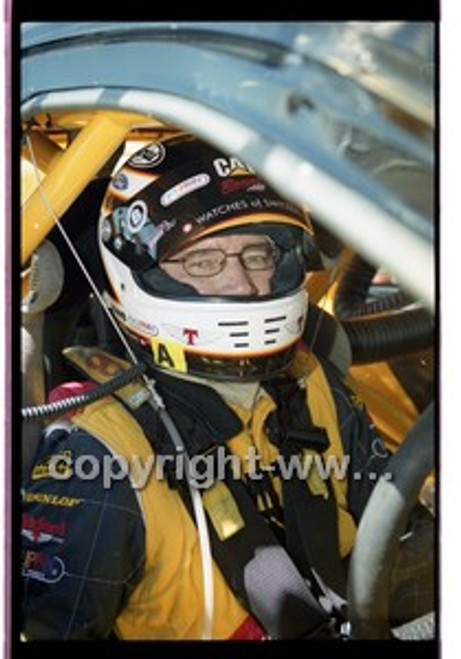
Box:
[61,345,353,639]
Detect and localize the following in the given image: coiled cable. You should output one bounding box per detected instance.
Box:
[21,362,146,420]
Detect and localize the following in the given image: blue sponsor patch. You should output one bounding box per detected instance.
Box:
[22,549,66,583]
[112,172,129,190]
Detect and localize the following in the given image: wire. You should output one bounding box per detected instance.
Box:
[21,362,147,420]
[24,132,140,367]
[146,385,215,640]
[23,132,215,638]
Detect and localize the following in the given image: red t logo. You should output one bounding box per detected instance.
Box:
[183,328,199,345]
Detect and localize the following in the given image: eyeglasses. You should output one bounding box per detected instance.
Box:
[163,240,280,278]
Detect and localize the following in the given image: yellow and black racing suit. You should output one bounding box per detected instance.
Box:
[21,348,391,640]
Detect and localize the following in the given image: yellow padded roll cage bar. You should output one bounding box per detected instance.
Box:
[20,107,425,453]
[21,110,149,266]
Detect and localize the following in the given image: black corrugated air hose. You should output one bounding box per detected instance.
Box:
[21,361,146,421]
[334,254,413,319]
[341,309,434,364]
[333,254,434,363]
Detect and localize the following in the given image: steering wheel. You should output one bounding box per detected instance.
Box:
[347,402,435,639]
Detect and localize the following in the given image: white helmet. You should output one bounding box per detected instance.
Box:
[98,134,318,381]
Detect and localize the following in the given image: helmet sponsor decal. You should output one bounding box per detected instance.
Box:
[126,200,148,233]
[151,337,187,373]
[195,200,250,225]
[161,323,223,347]
[160,173,211,207]
[183,328,199,346]
[112,172,129,191]
[123,313,159,338]
[108,169,161,202]
[193,198,301,226]
[128,142,166,169]
[212,157,255,178]
[212,157,265,196]
[129,316,159,335]
[221,175,265,195]
[108,297,158,335]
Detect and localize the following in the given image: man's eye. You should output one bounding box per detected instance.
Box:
[186,251,223,272]
[243,246,274,268]
[189,257,216,269]
[246,253,270,265]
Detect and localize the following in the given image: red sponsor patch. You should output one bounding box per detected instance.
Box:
[220,176,262,195]
[22,513,67,544]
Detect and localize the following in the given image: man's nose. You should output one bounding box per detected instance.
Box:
[222,256,258,295]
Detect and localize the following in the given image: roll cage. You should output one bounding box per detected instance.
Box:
[19,21,436,640]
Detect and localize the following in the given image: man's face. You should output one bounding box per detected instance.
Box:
[160,233,275,296]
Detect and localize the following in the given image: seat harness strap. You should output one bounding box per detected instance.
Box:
[265,377,348,598]
[130,394,331,639]
[64,346,347,638]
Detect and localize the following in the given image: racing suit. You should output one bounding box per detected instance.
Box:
[21,347,390,640]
